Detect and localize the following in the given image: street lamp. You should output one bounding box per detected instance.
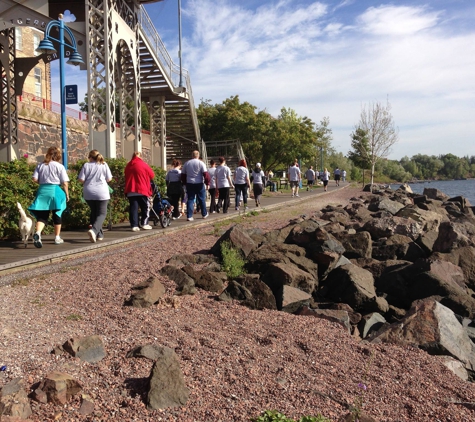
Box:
[36,14,84,169]
[178,0,184,87]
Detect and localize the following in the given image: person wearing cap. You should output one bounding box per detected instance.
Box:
[251,162,265,207]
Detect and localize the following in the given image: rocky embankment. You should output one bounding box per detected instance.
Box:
[2,186,475,421]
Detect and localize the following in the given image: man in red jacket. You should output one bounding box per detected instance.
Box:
[181,150,210,221]
[124,152,155,231]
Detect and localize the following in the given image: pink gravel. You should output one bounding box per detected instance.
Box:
[1,187,475,421]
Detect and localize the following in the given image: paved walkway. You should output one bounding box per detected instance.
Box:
[0,182,349,275]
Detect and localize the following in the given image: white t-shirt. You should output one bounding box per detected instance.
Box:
[208,167,217,189]
[182,158,207,184]
[234,166,249,185]
[78,162,113,201]
[33,161,69,185]
[289,165,301,182]
[215,165,232,188]
[321,171,330,181]
[251,169,265,184]
[305,169,315,181]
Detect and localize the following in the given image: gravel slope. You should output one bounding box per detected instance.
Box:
[1,187,475,422]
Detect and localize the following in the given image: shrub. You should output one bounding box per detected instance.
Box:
[220,240,245,279]
[0,157,167,238]
[252,410,331,422]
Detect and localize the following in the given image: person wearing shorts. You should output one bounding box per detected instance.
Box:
[334,167,341,186]
[289,160,301,197]
[305,166,315,191]
[321,167,330,192]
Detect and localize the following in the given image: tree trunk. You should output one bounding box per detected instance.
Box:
[370,163,375,192]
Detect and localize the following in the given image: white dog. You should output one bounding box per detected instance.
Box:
[17,202,34,248]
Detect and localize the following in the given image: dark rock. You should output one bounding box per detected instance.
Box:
[166,253,218,267]
[335,231,372,259]
[363,216,422,241]
[236,274,277,310]
[368,197,405,215]
[125,276,166,308]
[127,344,170,361]
[218,280,252,303]
[314,302,362,325]
[433,222,472,253]
[193,270,225,293]
[285,220,324,245]
[423,187,449,201]
[396,206,445,231]
[0,378,32,419]
[246,242,309,275]
[62,335,107,363]
[416,230,439,255]
[319,264,376,312]
[146,347,189,409]
[160,265,196,295]
[372,234,425,262]
[432,247,475,290]
[210,225,257,258]
[371,299,475,371]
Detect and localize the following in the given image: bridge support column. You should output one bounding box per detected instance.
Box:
[150,96,166,169]
[0,28,18,153]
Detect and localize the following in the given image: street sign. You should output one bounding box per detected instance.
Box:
[65,85,78,105]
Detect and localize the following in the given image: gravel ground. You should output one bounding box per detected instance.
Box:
[1,187,475,422]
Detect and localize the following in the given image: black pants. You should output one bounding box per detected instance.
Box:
[168,193,181,218]
[209,188,217,213]
[235,184,248,208]
[217,187,230,213]
[86,199,109,238]
[34,210,61,225]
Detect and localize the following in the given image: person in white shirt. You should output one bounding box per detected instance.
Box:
[251,162,265,206]
[321,167,330,192]
[214,156,234,213]
[342,169,347,182]
[233,159,251,210]
[289,160,301,197]
[305,166,316,191]
[181,150,210,221]
[207,160,218,213]
[28,146,70,248]
[78,150,113,243]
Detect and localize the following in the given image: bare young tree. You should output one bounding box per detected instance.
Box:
[352,100,399,187]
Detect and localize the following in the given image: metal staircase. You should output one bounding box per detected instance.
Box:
[138,6,203,165]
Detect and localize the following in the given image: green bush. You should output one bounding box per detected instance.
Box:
[0,158,167,238]
[252,410,331,422]
[220,240,245,279]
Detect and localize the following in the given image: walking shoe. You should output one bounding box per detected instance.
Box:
[131,227,140,232]
[54,237,64,245]
[187,217,194,221]
[291,194,295,197]
[203,213,209,219]
[142,225,153,230]
[33,233,42,248]
[296,194,300,197]
[88,229,96,243]
[235,206,240,211]
[97,237,104,241]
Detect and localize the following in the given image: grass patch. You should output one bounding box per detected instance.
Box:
[220,241,245,279]
[11,278,30,287]
[252,410,331,422]
[65,314,83,321]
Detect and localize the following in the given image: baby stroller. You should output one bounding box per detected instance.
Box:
[149,182,173,228]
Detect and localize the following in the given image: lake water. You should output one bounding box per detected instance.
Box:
[390,180,475,204]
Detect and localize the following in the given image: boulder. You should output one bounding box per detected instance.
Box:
[285,220,324,245]
[344,202,373,224]
[372,235,425,262]
[282,285,312,308]
[166,253,218,267]
[236,274,277,310]
[358,313,387,339]
[363,216,422,241]
[318,264,376,312]
[218,280,252,303]
[335,231,372,259]
[432,247,475,290]
[125,276,166,308]
[437,356,469,381]
[263,262,317,294]
[399,183,413,193]
[0,378,32,419]
[61,335,106,363]
[160,265,196,295]
[210,225,257,258]
[146,346,189,410]
[314,302,362,325]
[294,305,351,333]
[184,267,225,293]
[371,300,475,371]
[433,222,472,253]
[35,372,82,405]
[423,187,449,201]
[416,230,439,255]
[127,344,170,361]
[368,197,405,215]
[396,206,445,231]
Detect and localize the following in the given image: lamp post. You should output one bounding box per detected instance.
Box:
[178,0,184,87]
[36,14,84,169]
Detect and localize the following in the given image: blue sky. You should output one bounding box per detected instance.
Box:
[58,0,475,160]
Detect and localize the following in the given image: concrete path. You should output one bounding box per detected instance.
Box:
[0,182,349,275]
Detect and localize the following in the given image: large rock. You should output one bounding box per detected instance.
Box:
[125,276,166,308]
[432,247,475,290]
[371,300,475,371]
[372,234,425,262]
[210,225,257,258]
[221,275,278,310]
[294,305,351,333]
[0,378,32,419]
[182,266,225,293]
[335,231,372,259]
[423,187,449,201]
[166,253,218,267]
[35,372,82,405]
[285,220,325,245]
[358,313,387,339]
[363,216,422,240]
[433,222,474,253]
[282,285,312,308]
[318,264,377,312]
[127,344,170,361]
[160,265,196,295]
[368,197,405,215]
[62,335,106,363]
[146,346,189,410]
[396,206,445,231]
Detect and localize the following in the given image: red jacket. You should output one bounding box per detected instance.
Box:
[124,156,155,196]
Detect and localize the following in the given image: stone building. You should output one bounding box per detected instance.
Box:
[15,26,51,101]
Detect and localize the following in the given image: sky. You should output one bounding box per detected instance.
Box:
[54,0,475,161]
